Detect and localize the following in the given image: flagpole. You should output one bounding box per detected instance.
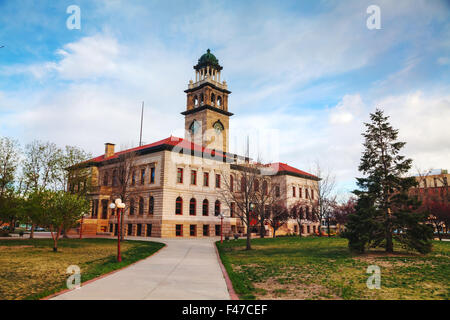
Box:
[139,101,144,146]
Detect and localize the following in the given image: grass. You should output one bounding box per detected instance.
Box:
[216,236,450,300]
[0,238,165,300]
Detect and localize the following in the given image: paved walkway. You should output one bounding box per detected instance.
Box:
[52,238,230,300]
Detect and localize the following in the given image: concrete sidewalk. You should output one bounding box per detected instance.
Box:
[52,237,230,300]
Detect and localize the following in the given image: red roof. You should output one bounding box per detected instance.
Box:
[265,162,318,179]
[85,136,233,164]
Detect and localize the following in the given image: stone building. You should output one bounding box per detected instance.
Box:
[71,50,320,238]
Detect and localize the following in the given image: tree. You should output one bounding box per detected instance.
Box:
[309,163,336,237]
[266,203,289,238]
[0,189,23,233]
[22,140,61,193]
[0,137,20,198]
[219,162,261,250]
[330,197,356,234]
[110,150,138,241]
[42,191,89,252]
[289,202,305,237]
[344,109,433,254]
[57,145,92,192]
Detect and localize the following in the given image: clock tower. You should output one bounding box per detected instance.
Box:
[182,49,232,153]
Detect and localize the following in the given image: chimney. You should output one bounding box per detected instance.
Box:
[104,143,115,158]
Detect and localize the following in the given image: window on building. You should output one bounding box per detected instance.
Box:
[175,197,183,215]
[293,186,296,197]
[139,197,144,215]
[444,177,448,186]
[112,170,117,186]
[146,224,152,237]
[434,177,438,188]
[141,169,145,185]
[262,180,268,196]
[307,225,310,233]
[241,177,246,192]
[202,199,209,216]
[215,200,221,216]
[191,170,197,185]
[423,179,427,188]
[311,189,314,200]
[190,225,197,236]
[109,223,113,233]
[189,198,196,216]
[127,224,133,236]
[306,207,310,220]
[131,170,136,186]
[150,167,155,184]
[137,224,142,236]
[215,225,221,236]
[203,172,209,186]
[203,225,209,236]
[275,185,280,198]
[177,168,183,184]
[215,174,221,188]
[176,224,183,237]
[101,200,108,219]
[230,202,235,218]
[149,196,154,215]
[306,189,309,199]
[294,225,298,233]
[129,198,135,215]
[300,207,304,219]
[91,200,98,218]
[299,187,302,198]
[103,173,108,186]
[254,179,259,192]
[230,175,234,192]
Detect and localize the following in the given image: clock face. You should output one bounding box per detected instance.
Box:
[190,120,200,134]
[213,121,224,134]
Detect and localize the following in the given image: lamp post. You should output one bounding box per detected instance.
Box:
[111,199,125,262]
[218,209,229,244]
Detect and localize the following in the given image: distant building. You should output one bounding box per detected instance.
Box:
[69,50,320,238]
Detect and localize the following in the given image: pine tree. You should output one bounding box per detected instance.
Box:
[344,109,433,253]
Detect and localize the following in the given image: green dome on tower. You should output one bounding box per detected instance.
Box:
[194,49,223,70]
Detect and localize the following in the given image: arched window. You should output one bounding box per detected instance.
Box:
[211,93,215,105]
[262,180,268,195]
[230,202,235,218]
[200,93,204,105]
[217,96,222,107]
[149,196,154,215]
[112,170,117,186]
[254,179,259,192]
[202,199,209,216]
[230,175,234,192]
[300,207,304,219]
[189,198,196,216]
[129,198,135,215]
[193,95,198,106]
[175,197,183,215]
[241,177,246,192]
[215,200,221,216]
[305,207,310,220]
[103,172,108,186]
[139,197,144,215]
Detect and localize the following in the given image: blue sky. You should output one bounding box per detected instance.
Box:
[1,0,449,197]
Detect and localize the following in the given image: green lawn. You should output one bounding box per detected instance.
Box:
[0,238,165,300]
[216,236,450,300]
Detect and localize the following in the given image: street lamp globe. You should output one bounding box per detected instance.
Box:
[109,203,116,209]
[115,198,122,206]
[118,203,126,209]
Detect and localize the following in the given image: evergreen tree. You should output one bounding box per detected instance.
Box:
[344,109,433,253]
